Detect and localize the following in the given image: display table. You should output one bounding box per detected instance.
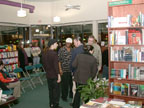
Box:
[80,97,142,108]
[0,96,16,108]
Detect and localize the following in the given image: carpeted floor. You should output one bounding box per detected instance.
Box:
[12,82,73,108]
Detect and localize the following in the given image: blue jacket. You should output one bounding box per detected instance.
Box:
[70,45,84,73]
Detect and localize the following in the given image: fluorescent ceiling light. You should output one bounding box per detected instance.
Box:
[35,29,39,32]
[17,0,27,18]
[17,9,26,17]
[53,16,61,22]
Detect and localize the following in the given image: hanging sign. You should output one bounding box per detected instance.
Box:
[109,0,132,6]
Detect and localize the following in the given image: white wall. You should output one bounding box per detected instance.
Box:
[0,0,108,25]
[29,2,52,25]
[0,5,30,24]
[51,0,108,24]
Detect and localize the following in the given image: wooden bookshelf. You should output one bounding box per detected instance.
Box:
[109,94,144,103]
[109,27,144,30]
[110,78,144,85]
[108,0,144,103]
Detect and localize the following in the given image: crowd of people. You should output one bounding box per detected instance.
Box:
[42,35,104,108]
[0,35,108,108]
[0,42,41,104]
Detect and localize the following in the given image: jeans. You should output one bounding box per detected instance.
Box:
[33,56,40,65]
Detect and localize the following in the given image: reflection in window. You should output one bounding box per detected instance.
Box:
[98,23,108,46]
[53,24,92,45]
[0,26,25,45]
[31,25,51,37]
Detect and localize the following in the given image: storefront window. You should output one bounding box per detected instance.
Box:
[98,23,108,46]
[31,25,51,37]
[53,24,92,45]
[0,26,26,45]
[31,25,52,48]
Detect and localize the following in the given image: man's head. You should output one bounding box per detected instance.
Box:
[65,38,72,48]
[88,35,97,45]
[48,39,58,50]
[73,36,83,47]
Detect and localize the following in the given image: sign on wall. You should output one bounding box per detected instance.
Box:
[109,0,132,6]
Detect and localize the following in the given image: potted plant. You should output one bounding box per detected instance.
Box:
[78,78,108,103]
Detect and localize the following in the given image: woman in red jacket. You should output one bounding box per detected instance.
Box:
[0,60,21,99]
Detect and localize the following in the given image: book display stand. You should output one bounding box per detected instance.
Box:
[0,45,18,73]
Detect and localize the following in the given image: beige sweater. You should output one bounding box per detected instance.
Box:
[31,47,41,57]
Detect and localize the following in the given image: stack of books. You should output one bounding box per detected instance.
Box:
[80,97,142,108]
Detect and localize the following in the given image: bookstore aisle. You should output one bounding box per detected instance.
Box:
[11,83,72,108]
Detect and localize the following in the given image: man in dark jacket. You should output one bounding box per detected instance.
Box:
[70,36,84,105]
[72,45,98,108]
[42,39,62,108]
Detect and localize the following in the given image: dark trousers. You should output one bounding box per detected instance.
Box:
[47,78,60,108]
[20,65,26,77]
[73,83,83,108]
[61,72,73,99]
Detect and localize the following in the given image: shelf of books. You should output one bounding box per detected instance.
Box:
[0,45,18,73]
[108,0,144,103]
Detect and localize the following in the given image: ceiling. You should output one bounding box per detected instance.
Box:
[9,0,61,2]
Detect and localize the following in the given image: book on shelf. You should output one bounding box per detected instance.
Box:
[110,82,144,97]
[130,84,138,97]
[121,83,129,96]
[110,65,144,80]
[113,82,121,95]
[111,47,144,62]
[138,85,144,97]
[0,51,18,59]
[108,16,131,28]
[108,12,144,28]
[128,28,142,45]
[110,30,128,45]
[139,67,144,80]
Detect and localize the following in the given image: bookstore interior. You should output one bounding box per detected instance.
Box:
[1,0,144,108]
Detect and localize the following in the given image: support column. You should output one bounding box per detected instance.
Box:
[29,26,32,42]
[51,26,53,39]
[92,20,99,42]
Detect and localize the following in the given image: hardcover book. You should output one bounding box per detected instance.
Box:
[121,83,129,96]
[139,67,144,80]
[113,83,121,95]
[130,84,138,96]
[128,28,142,45]
[138,85,144,97]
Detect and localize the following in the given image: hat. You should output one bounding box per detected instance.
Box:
[66,38,72,43]
[48,39,57,47]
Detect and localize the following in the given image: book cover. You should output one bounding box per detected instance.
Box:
[113,83,121,95]
[128,28,142,45]
[121,83,129,96]
[124,47,132,61]
[130,84,138,96]
[111,69,116,78]
[138,85,144,97]
[141,48,144,62]
[110,82,114,94]
[139,67,144,80]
